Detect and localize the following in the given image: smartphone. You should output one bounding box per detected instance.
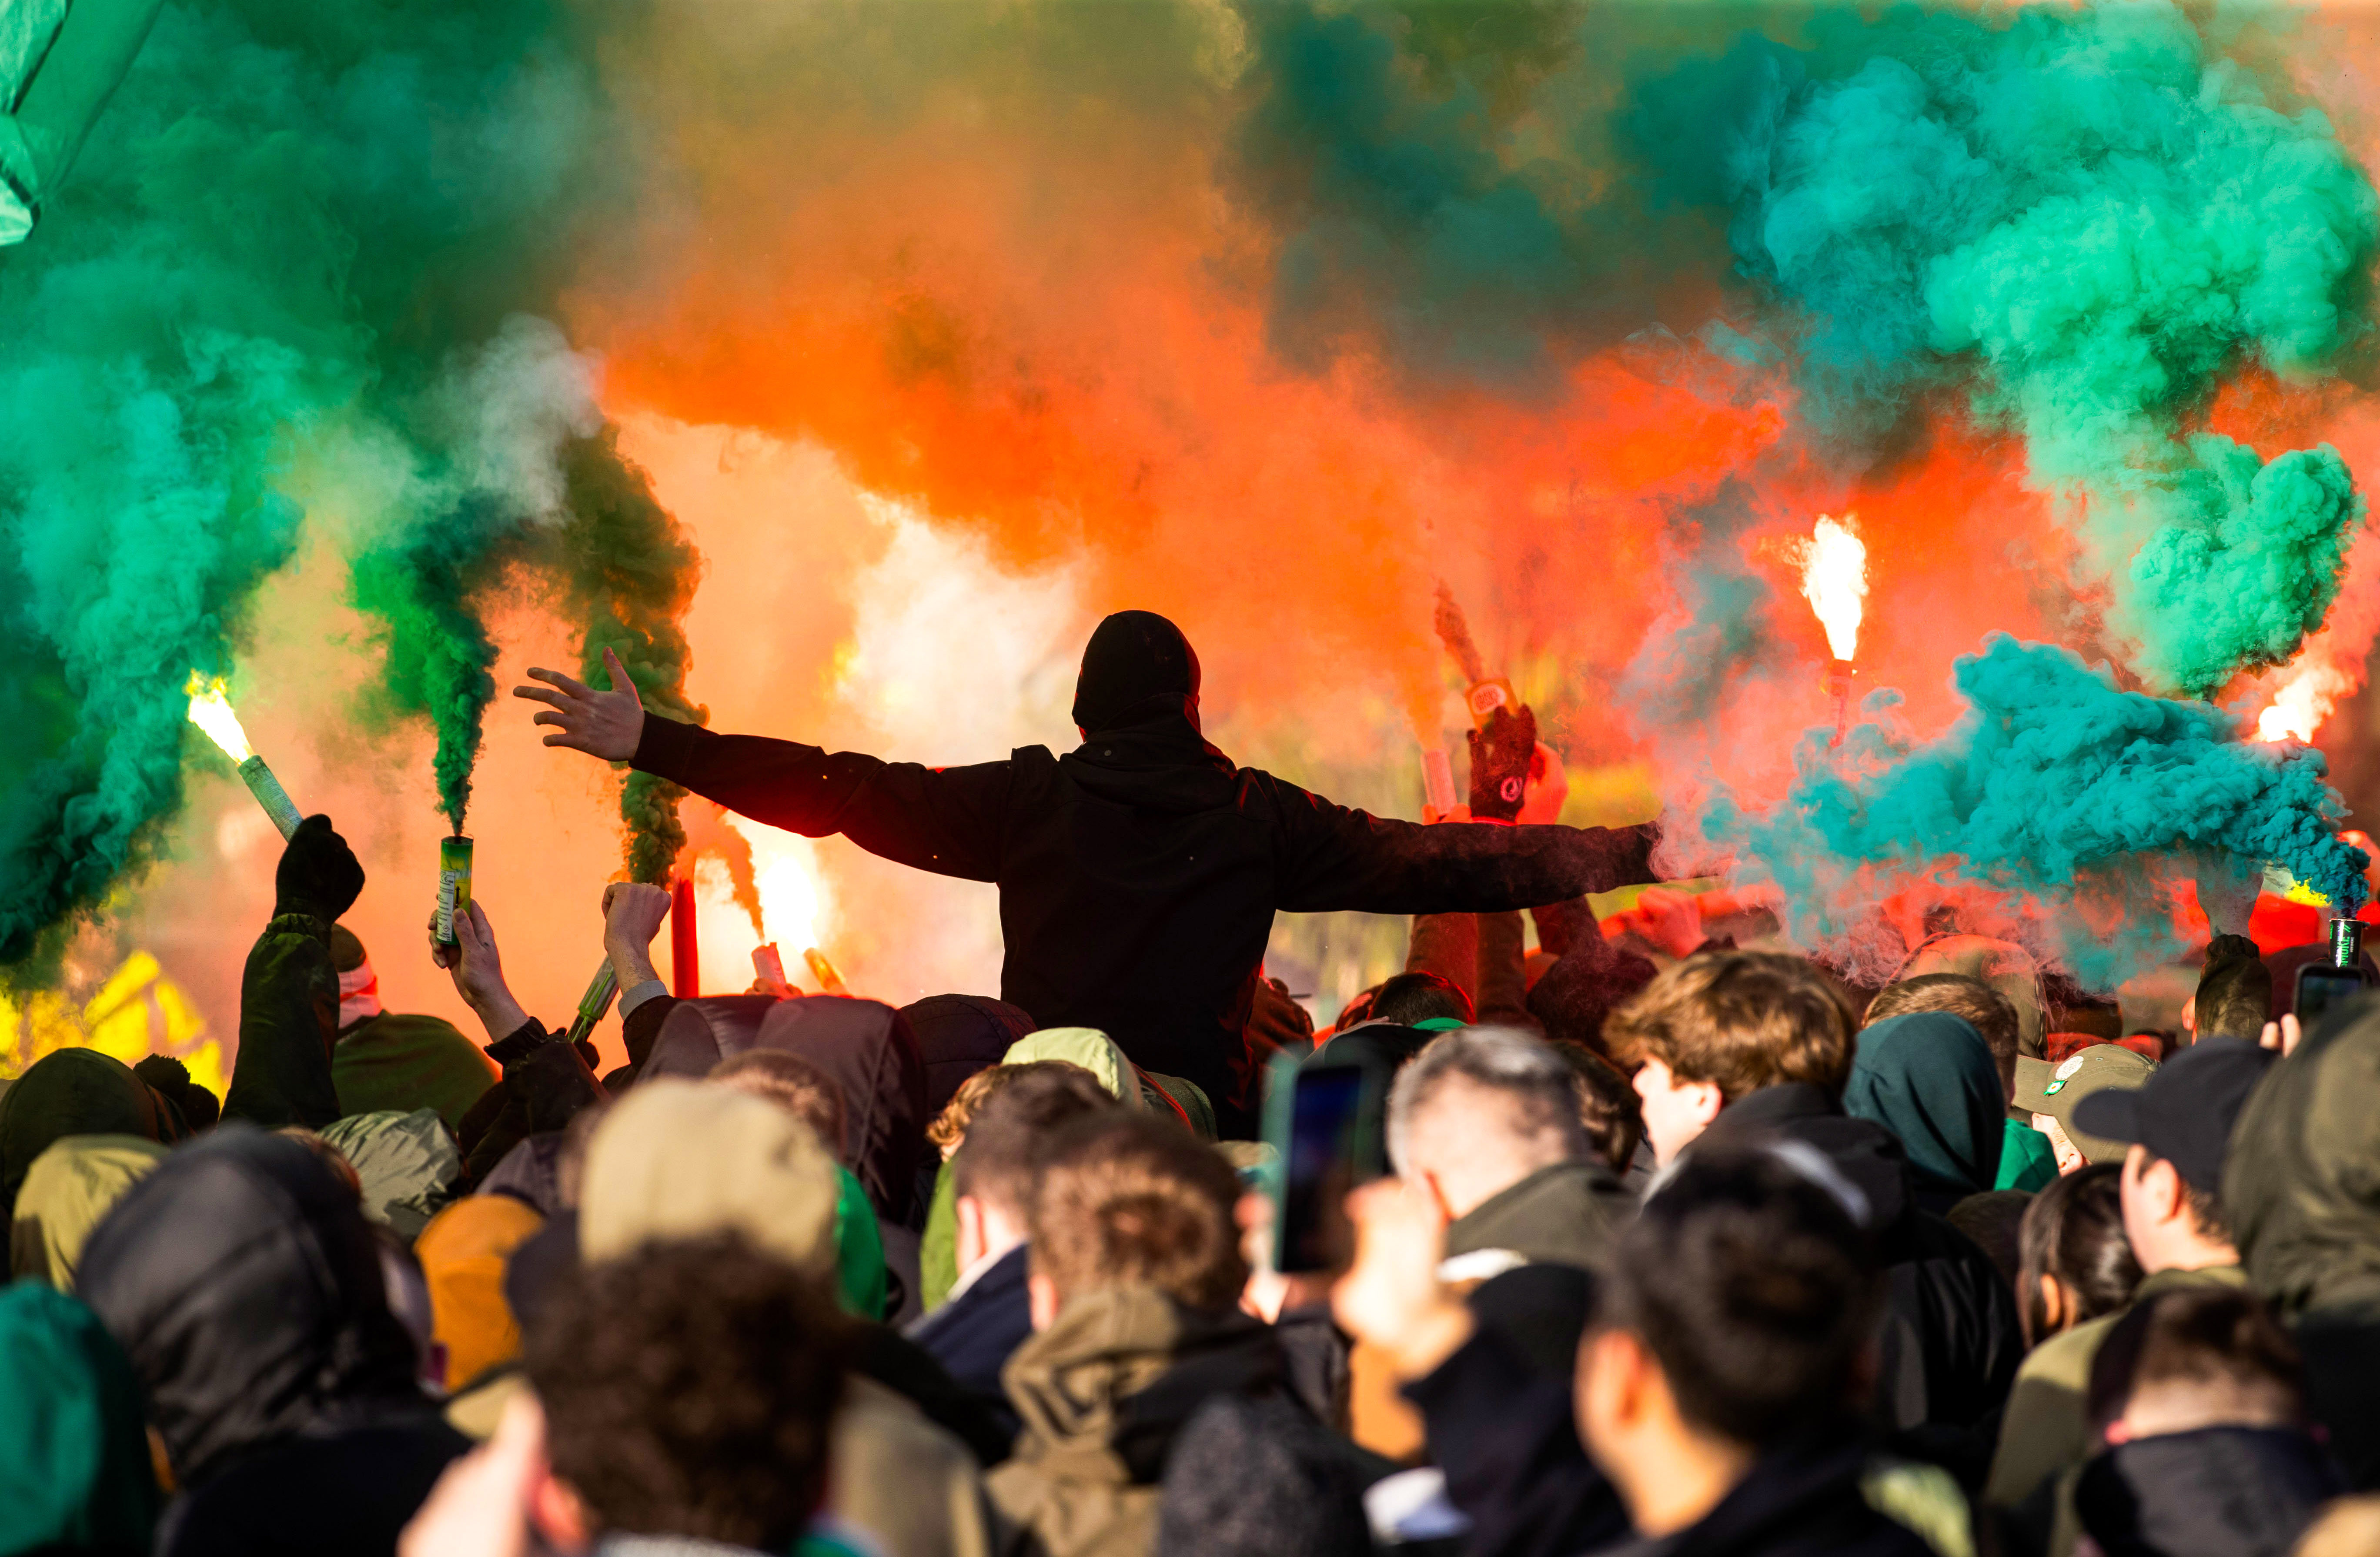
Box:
[2295,964,2367,1026]
[1263,1052,1387,1274]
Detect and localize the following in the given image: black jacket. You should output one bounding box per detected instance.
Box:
[1591,1437,1942,1557]
[75,1126,465,1555]
[1695,1084,2022,1482]
[628,713,1656,1133]
[2073,1426,2343,1557]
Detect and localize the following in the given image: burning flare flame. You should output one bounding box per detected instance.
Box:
[2257,658,2349,744]
[184,672,254,764]
[1799,514,1869,662]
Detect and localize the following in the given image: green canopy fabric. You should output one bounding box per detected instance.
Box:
[1,0,167,244]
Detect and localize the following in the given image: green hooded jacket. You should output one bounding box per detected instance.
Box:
[0,1282,157,1553]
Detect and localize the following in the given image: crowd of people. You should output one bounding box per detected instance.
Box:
[6,611,2380,1557]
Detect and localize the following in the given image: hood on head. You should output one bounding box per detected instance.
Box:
[1073,611,1200,734]
[1003,1028,1147,1112]
[1,1049,173,1213]
[578,1080,840,1273]
[2226,998,2380,1315]
[0,1282,158,1552]
[1845,1013,2006,1204]
[74,1125,421,1485]
[752,996,928,1222]
[9,1133,169,1289]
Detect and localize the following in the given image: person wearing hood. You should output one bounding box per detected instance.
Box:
[1842,1012,2007,1216]
[326,925,495,1133]
[74,1125,468,1556]
[0,1280,159,1557]
[516,615,1663,1136]
[0,1049,185,1217]
[8,1132,167,1287]
[1988,1034,2273,1546]
[907,994,1040,1121]
[578,1080,998,1557]
[988,1109,1368,1557]
[2225,997,2380,1489]
[1861,972,2056,1193]
[1610,951,2022,1483]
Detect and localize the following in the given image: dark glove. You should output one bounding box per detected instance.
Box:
[274,814,365,922]
[1466,701,1538,822]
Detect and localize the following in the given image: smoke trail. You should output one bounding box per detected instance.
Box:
[552,426,706,885]
[1714,635,2370,984]
[1633,3,2378,695]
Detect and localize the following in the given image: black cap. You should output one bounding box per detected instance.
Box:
[2069,1036,2275,1192]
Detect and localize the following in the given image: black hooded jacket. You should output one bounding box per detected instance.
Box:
[1695,1085,2022,1482]
[628,611,1658,1131]
[74,1126,465,1556]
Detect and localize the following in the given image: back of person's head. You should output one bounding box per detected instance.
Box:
[2017,1162,2142,1346]
[2193,935,2273,1043]
[951,1063,1120,1220]
[1605,951,1856,1104]
[1367,971,1474,1028]
[74,1125,420,1485]
[1028,1112,1244,1313]
[2043,972,2123,1042]
[1388,1026,1588,1181]
[0,1282,158,1553]
[926,1063,1014,1155]
[1594,1148,1881,1448]
[1945,1189,2030,1291]
[1864,973,2019,1096]
[2086,1286,2306,1440]
[131,1055,219,1132]
[1554,1043,1645,1175]
[709,1050,849,1161]
[528,1232,846,1552]
[1526,943,1660,1057]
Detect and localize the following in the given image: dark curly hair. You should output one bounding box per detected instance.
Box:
[526,1233,847,1550]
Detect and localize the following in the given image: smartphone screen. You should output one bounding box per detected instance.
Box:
[1266,1060,1384,1274]
[2295,965,2367,1026]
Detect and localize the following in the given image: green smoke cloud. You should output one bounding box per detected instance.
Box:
[0,0,702,967]
[1635,2,2377,695]
[1715,635,2369,985]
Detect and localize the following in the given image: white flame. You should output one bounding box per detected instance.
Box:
[726,813,825,953]
[2258,658,2350,744]
[1798,514,1869,662]
[184,673,254,764]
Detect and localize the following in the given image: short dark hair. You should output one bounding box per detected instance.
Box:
[710,1051,848,1159]
[2017,1163,2141,1346]
[1367,972,1474,1028]
[2195,955,2273,1044]
[1029,1112,1245,1312]
[1605,952,1857,1104]
[1865,974,2019,1096]
[2142,1148,2232,1247]
[1597,1149,1880,1447]
[1554,1043,1644,1175]
[950,1063,1121,1217]
[528,1233,846,1550]
[2086,1285,2305,1433]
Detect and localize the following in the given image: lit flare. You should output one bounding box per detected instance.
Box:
[2257,658,2347,744]
[184,673,254,764]
[1798,514,1868,662]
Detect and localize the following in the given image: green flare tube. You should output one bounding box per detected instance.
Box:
[564,960,618,1047]
[236,756,303,841]
[436,835,474,947]
[2333,918,2363,970]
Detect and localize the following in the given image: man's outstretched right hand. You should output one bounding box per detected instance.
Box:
[513,645,645,761]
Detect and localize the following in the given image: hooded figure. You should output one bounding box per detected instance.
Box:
[1844,1014,2007,1216]
[318,1108,462,1244]
[74,1125,466,1555]
[2226,996,2380,1487]
[8,1133,168,1288]
[0,1282,159,1556]
[326,926,497,1133]
[0,1049,181,1215]
[611,610,1660,1134]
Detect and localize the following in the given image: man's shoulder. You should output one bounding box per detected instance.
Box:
[2016,1310,2121,1390]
